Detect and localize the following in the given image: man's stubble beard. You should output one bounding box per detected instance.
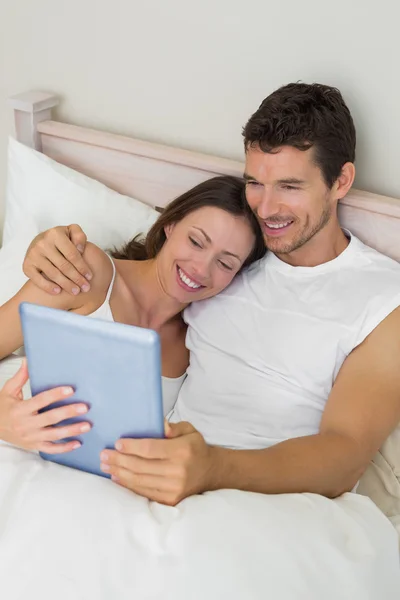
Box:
[263,201,333,255]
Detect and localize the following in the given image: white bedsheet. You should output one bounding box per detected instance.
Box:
[0,358,400,599]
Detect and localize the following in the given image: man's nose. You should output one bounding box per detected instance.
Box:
[256,189,280,220]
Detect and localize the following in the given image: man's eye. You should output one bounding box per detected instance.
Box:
[189,237,202,248]
[282,185,298,191]
[246,180,261,186]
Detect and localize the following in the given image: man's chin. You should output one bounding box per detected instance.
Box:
[263,237,296,255]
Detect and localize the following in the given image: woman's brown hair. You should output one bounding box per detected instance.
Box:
[112,175,266,269]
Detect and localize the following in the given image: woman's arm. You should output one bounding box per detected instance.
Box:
[160,320,189,378]
[0,281,85,361]
[0,243,113,451]
[0,243,113,360]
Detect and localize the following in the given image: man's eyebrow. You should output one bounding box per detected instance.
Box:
[277,178,305,185]
[243,173,258,182]
[243,174,306,186]
[193,227,240,261]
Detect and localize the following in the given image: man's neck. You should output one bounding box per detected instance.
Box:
[275,221,350,268]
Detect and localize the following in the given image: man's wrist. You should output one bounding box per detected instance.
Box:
[202,444,230,492]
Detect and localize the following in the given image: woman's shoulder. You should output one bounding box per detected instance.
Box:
[81,243,114,297]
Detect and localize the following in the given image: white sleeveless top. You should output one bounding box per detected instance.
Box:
[88,255,186,416]
[169,231,400,449]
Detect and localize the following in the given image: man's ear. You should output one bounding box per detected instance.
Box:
[334,162,356,201]
[164,223,175,239]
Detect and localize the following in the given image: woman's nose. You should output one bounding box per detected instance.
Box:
[191,257,212,281]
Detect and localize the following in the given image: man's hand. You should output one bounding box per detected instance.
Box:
[100,422,216,505]
[23,224,92,296]
[0,360,91,453]
[97,306,400,502]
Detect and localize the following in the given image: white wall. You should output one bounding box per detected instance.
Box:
[1,0,399,242]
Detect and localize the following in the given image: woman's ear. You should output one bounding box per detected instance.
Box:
[164,223,175,239]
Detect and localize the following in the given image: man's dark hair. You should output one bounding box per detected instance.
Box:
[242,82,356,188]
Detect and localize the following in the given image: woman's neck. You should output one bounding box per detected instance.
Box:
[118,258,187,330]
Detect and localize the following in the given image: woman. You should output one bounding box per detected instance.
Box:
[0,176,265,454]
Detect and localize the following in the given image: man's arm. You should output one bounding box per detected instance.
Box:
[101,306,400,505]
[23,224,92,295]
[209,305,400,497]
[0,243,112,360]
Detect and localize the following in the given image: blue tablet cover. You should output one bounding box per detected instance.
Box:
[19,302,164,478]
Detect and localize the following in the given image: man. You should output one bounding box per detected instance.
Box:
[21,83,400,506]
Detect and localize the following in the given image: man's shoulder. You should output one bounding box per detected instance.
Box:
[351,233,400,272]
[341,234,400,349]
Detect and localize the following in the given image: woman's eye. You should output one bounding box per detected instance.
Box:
[189,237,202,248]
[219,260,233,271]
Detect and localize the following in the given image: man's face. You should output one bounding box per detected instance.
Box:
[244,145,336,256]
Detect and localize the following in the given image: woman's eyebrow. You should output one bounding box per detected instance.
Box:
[221,250,240,260]
[193,227,212,243]
[193,227,240,260]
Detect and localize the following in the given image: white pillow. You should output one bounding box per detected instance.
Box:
[3,137,159,250]
[0,139,158,396]
[0,217,38,306]
[0,219,38,397]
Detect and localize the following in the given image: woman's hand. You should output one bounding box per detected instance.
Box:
[23,224,92,296]
[0,360,91,453]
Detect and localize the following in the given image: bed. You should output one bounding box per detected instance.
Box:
[0,91,400,599]
[8,91,400,260]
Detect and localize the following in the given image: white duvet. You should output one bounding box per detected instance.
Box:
[0,358,399,600]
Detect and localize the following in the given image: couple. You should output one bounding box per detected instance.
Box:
[1,82,400,507]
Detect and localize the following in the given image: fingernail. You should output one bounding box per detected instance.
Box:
[72,287,80,295]
[81,284,90,292]
[86,273,93,281]
[100,451,109,462]
[53,286,61,294]
[111,475,119,482]
[76,405,88,414]
[115,441,123,451]
[80,423,91,433]
[62,387,74,396]
[72,442,81,450]
[77,244,85,253]
[100,462,110,472]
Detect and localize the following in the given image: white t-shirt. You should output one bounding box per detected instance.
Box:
[169,231,400,450]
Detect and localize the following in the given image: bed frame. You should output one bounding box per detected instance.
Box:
[8,90,400,262]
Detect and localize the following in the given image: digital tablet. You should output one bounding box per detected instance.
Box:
[19,302,164,478]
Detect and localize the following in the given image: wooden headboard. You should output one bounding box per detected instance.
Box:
[9,90,400,262]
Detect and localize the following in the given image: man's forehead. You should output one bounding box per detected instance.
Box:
[244,145,318,180]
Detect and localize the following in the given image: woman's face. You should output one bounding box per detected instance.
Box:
[157,206,256,304]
